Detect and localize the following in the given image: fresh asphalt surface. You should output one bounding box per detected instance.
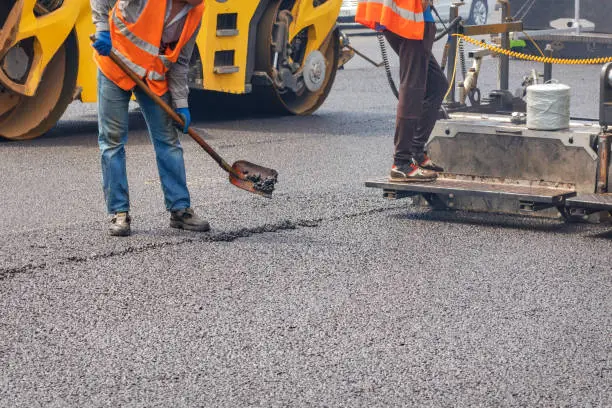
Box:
[1,33,611,407]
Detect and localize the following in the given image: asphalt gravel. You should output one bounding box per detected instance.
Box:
[0,34,610,407]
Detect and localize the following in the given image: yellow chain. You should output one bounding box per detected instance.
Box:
[454,34,612,65]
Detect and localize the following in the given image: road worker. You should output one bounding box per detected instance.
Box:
[356,0,448,182]
[91,0,210,236]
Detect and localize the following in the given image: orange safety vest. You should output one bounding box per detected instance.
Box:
[355,0,425,40]
[95,0,205,96]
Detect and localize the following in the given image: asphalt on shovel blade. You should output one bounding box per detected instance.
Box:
[230,160,279,198]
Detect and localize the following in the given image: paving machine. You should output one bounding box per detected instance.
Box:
[366,1,612,221]
[0,0,353,140]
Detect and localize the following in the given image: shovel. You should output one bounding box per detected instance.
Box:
[92,36,278,198]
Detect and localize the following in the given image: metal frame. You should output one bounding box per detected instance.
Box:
[443,1,530,113]
[366,179,576,204]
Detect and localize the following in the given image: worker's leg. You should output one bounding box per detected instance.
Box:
[97,70,132,214]
[413,22,449,164]
[383,30,429,166]
[384,30,437,182]
[133,90,191,212]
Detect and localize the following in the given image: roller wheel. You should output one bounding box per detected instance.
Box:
[253,1,340,115]
[0,34,77,141]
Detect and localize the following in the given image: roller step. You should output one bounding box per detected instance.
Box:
[213,66,239,74]
[566,194,612,211]
[213,50,239,75]
[216,29,239,37]
[365,178,576,205]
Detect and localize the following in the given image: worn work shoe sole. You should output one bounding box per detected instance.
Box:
[170,208,211,232]
[389,163,438,183]
[109,227,131,237]
[109,213,131,237]
[388,175,437,183]
[170,220,211,232]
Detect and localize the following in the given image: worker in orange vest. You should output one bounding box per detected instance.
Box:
[91,0,210,237]
[356,0,449,182]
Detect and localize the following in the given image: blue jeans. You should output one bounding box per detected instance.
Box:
[97,70,190,214]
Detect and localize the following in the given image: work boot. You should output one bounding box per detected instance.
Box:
[170,208,210,232]
[389,161,438,182]
[109,212,131,237]
[418,154,444,172]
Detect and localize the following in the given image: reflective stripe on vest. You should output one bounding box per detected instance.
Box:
[148,71,166,81]
[112,11,159,57]
[359,0,423,23]
[114,48,147,78]
[356,0,425,40]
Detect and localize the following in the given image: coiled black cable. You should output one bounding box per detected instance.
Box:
[458,38,467,79]
[377,32,400,99]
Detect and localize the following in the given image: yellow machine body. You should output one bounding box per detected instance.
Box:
[0,0,346,140]
[198,0,341,94]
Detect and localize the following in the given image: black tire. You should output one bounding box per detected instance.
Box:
[467,0,488,25]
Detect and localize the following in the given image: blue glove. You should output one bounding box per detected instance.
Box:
[93,31,112,56]
[174,107,191,133]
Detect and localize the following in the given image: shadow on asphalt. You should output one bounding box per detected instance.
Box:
[1,108,390,146]
[392,209,612,238]
[589,229,612,239]
[0,110,148,145]
[46,111,146,137]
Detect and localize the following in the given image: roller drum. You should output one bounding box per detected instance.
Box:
[0,0,76,140]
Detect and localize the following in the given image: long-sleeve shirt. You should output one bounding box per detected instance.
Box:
[91,0,200,108]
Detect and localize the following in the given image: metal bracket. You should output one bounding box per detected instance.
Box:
[519,201,555,212]
[423,193,455,210]
[383,189,416,200]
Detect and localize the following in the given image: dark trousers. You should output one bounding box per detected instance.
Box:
[384,23,448,165]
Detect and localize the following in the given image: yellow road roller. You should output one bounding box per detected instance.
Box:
[0,0,351,140]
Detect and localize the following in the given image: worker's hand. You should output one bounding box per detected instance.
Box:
[174,107,191,133]
[92,31,112,56]
[421,0,432,10]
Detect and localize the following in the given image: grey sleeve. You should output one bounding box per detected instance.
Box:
[90,0,116,32]
[167,23,201,109]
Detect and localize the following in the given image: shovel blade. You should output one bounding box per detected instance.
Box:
[230,160,279,198]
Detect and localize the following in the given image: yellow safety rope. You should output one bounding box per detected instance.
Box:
[454,33,612,65]
[443,33,612,102]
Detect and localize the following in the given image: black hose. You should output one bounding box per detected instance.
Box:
[377,32,399,99]
[431,5,449,32]
[434,16,462,42]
